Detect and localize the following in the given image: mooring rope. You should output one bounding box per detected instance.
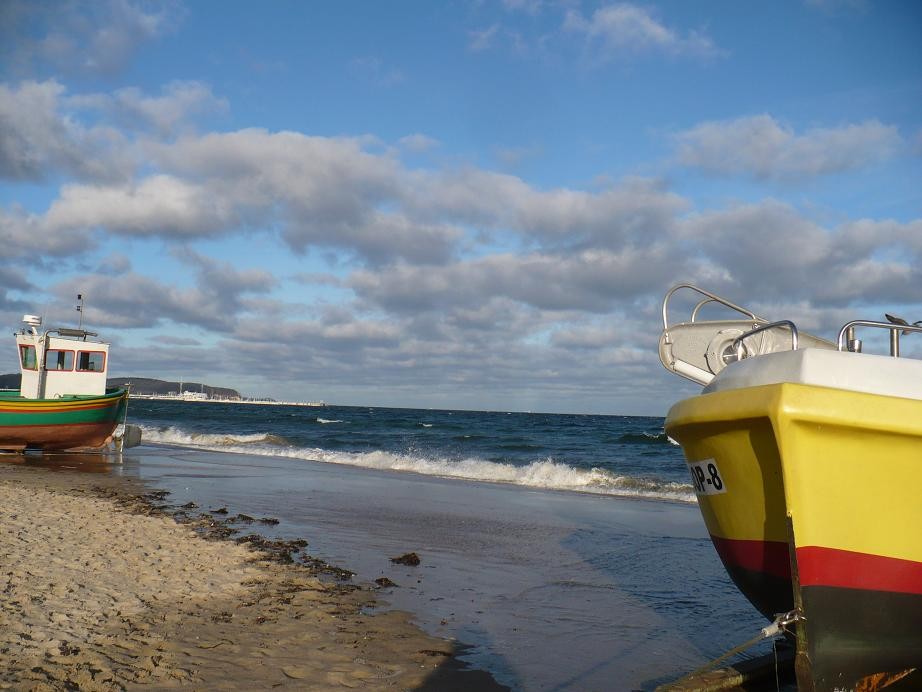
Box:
[662,609,801,690]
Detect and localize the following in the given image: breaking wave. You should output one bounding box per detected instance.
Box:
[138,424,694,503]
[139,426,289,447]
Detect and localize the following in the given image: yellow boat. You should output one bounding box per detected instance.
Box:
[659,285,921,692]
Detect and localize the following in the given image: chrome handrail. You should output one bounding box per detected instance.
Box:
[837,320,922,357]
[662,284,764,331]
[733,320,799,360]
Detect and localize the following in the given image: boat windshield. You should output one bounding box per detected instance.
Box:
[19,344,36,370]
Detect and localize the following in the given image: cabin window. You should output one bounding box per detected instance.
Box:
[45,349,74,371]
[19,345,37,370]
[76,351,106,373]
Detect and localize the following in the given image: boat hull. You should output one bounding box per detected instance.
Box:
[0,388,128,451]
[666,382,922,691]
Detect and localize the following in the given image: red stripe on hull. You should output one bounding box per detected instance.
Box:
[0,401,116,414]
[710,535,791,580]
[796,546,922,596]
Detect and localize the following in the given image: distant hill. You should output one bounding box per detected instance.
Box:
[0,375,242,400]
[108,378,242,399]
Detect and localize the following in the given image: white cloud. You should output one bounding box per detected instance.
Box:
[50,253,275,333]
[1,0,181,78]
[44,175,235,238]
[2,84,691,265]
[0,0,184,77]
[0,265,32,292]
[95,253,132,276]
[0,205,93,258]
[7,121,462,264]
[103,81,228,136]
[153,129,460,263]
[7,85,919,320]
[152,129,400,208]
[675,115,901,181]
[0,80,131,182]
[350,244,679,314]
[0,79,222,184]
[405,171,687,247]
[682,200,922,305]
[564,3,720,60]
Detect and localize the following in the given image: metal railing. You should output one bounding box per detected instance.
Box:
[662,284,921,363]
[662,284,764,331]
[732,320,799,361]
[837,321,922,357]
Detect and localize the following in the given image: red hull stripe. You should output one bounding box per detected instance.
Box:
[709,535,791,580]
[797,546,922,595]
[0,401,116,413]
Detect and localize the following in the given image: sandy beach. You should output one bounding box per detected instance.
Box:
[0,464,504,690]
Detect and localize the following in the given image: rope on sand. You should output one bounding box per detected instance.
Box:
[658,609,801,691]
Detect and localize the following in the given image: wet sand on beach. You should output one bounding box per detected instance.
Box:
[0,464,505,690]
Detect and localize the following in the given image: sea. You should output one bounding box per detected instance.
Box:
[115,400,776,690]
[131,401,694,503]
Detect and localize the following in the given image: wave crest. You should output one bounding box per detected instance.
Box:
[138,425,694,503]
[140,425,289,448]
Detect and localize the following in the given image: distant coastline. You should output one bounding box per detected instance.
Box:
[130,393,326,407]
[108,377,242,400]
[0,374,325,408]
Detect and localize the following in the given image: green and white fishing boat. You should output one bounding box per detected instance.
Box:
[1,312,138,452]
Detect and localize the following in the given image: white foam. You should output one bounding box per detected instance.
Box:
[140,426,277,446]
[138,425,695,503]
[316,418,344,424]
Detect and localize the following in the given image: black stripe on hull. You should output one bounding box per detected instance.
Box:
[723,564,794,621]
[802,585,922,691]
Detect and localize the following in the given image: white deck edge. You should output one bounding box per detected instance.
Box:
[703,348,922,403]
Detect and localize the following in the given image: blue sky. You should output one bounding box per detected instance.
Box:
[1,0,920,414]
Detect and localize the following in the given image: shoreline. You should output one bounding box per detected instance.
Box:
[1,444,773,689]
[120,445,770,690]
[133,438,697,505]
[0,463,506,690]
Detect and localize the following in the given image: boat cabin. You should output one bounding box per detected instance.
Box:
[15,315,109,399]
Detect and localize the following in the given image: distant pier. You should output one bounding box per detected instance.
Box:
[129,393,326,407]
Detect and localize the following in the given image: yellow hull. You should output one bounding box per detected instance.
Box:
[666,383,922,691]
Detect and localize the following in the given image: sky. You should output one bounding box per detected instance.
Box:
[1,0,920,415]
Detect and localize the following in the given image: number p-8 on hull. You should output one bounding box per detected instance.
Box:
[666,378,922,691]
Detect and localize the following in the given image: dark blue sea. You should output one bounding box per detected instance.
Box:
[129,401,695,503]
